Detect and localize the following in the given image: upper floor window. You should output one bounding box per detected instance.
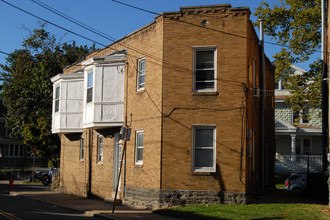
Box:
[87,71,93,103]
[137,58,145,91]
[97,136,103,163]
[54,86,60,112]
[192,125,216,172]
[135,130,144,165]
[292,108,309,124]
[193,47,216,92]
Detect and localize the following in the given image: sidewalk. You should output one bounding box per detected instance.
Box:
[6,181,179,220]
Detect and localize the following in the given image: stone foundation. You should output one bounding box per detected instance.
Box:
[123,186,246,209]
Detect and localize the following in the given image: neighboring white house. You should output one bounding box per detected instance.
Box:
[275,64,323,173]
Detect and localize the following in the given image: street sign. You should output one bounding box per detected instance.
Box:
[32,145,37,154]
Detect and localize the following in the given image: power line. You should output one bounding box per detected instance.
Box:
[31,0,118,43]
[0,0,107,47]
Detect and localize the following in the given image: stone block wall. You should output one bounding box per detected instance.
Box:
[124,186,246,209]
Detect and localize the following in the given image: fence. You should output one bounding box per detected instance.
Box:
[275,154,323,173]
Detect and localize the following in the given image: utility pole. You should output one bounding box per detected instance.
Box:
[259,19,266,194]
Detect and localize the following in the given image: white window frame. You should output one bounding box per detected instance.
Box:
[80,137,85,161]
[193,46,217,92]
[54,85,60,113]
[135,130,144,165]
[292,108,309,124]
[137,57,145,91]
[86,71,94,103]
[97,136,103,163]
[192,125,216,172]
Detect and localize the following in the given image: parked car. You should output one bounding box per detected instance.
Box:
[33,169,51,186]
[284,173,307,192]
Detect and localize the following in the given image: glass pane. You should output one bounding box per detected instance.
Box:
[87,72,93,88]
[196,70,214,81]
[139,74,145,85]
[137,148,143,161]
[55,100,59,112]
[80,138,84,160]
[19,145,24,157]
[87,88,93,103]
[196,51,214,69]
[139,60,145,72]
[303,139,310,154]
[195,149,213,167]
[137,133,144,146]
[195,128,213,147]
[55,86,60,99]
[196,82,214,90]
[10,145,14,157]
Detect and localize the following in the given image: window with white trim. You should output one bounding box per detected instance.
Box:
[135,130,144,164]
[192,126,216,172]
[292,108,309,124]
[137,58,145,91]
[193,47,216,92]
[87,71,93,103]
[54,86,60,112]
[97,136,103,163]
[80,137,84,160]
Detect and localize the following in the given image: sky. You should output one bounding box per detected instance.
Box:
[0,0,320,71]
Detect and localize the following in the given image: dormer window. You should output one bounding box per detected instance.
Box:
[87,71,93,103]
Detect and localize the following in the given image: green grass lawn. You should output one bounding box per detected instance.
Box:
[153,203,330,220]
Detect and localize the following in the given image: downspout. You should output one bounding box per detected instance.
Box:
[259,19,266,194]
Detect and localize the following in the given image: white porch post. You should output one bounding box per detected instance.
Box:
[290,134,296,162]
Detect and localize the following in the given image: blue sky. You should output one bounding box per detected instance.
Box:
[0,0,320,70]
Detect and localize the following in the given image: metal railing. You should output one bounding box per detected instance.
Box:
[275,154,323,173]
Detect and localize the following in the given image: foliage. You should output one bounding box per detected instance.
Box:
[154,203,329,220]
[0,23,95,167]
[254,0,322,113]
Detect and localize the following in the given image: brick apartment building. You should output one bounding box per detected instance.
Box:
[51,4,275,208]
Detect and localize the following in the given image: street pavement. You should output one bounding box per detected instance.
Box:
[1,180,179,220]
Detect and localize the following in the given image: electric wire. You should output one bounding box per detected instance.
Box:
[0,0,107,47]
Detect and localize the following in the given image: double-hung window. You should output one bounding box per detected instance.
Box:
[137,58,145,91]
[87,71,93,103]
[192,126,216,172]
[80,137,84,161]
[97,136,103,163]
[194,47,216,92]
[135,130,144,165]
[54,86,60,112]
[292,108,309,124]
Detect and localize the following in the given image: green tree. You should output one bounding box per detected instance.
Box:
[0,24,95,167]
[254,0,322,114]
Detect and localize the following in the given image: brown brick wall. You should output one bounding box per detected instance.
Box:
[161,9,251,192]
[58,5,275,205]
